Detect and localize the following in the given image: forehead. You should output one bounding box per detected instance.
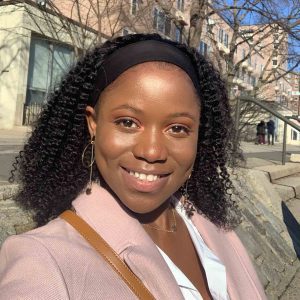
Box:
[97,62,200,110]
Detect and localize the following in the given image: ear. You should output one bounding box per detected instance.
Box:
[86,105,97,138]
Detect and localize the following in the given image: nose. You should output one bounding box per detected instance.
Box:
[132,128,168,163]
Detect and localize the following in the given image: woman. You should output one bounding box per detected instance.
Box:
[0,34,266,299]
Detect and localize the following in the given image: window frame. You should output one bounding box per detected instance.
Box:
[177,0,185,12]
[131,0,138,15]
[153,7,172,36]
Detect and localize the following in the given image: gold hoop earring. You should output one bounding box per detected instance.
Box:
[82,136,95,194]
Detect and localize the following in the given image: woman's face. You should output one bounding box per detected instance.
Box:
[86,62,200,214]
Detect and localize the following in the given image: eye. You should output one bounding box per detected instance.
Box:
[114,118,139,129]
[168,125,190,135]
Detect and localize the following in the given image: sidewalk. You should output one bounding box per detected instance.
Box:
[241,141,300,164]
[0,126,31,146]
[241,141,300,154]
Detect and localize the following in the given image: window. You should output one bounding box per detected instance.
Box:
[123,28,129,36]
[36,0,46,6]
[199,41,209,57]
[218,29,223,43]
[242,49,246,59]
[165,17,171,36]
[153,8,171,36]
[26,36,74,105]
[251,76,256,86]
[248,56,251,66]
[158,10,165,32]
[241,69,245,80]
[175,26,183,43]
[224,33,228,48]
[177,0,184,12]
[131,0,138,15]
[248,72,251,84]
[273,59,278,66]
[291,129,299,141]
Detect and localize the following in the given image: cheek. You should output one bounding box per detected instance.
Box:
[171,135,199,170]
[94,127,131,161]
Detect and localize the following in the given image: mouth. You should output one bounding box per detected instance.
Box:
[121,167,171,193]
[122,167,169,182]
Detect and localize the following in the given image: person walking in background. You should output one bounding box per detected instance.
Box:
[267,119,275,145]
[257,121,266,144]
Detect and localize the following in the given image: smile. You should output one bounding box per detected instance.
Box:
[122,167,169,181]
[121,167,170,193]
[129,171,159,182]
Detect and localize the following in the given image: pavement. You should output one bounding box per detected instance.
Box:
[0,127,31,182]
[0,126,31,148]
[241,141,300,163]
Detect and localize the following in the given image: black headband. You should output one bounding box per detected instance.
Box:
[90,40,200,105]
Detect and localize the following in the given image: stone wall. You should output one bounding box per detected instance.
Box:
[0,184,35,243]
[0,169,299,299]
[232,169,300,299]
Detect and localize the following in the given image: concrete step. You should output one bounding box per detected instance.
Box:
[274,184,296,202]
[273,174,300,199]
[255,163,300,181]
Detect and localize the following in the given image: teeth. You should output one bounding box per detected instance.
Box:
[147,174,154,181]
[128,170,160,182]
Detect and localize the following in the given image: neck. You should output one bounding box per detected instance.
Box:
[136,200,176,231]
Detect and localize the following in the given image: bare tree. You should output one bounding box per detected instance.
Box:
[187,0,299,139]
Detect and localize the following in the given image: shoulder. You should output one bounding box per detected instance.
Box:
[0,216,90,267]
[0,218,71,299]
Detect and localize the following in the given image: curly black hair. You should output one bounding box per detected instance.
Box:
[10,33,242,229]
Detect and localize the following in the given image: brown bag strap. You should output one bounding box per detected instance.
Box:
[60,210,155,300]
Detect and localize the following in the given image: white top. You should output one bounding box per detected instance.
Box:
[157,202,229,300]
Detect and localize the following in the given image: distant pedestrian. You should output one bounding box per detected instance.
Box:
[257,121,266,144]
[267,119,275,145]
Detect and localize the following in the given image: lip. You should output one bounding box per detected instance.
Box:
[120,167,170,193]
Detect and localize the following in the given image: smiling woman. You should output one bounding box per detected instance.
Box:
[0,34,266,300]
[86,62,199,214]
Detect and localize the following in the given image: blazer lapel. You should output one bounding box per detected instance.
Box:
[191,212,267,300]
[72,184,183,300]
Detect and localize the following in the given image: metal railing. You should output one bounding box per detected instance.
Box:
[235,96,300,165]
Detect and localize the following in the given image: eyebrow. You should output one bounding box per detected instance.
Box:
[168,112,197,122]
[112,104,143,113]
[112,104,197,121]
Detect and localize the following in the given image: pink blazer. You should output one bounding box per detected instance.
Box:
[0,184,266,299]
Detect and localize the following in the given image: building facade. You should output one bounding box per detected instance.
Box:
[0,0,298,145]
